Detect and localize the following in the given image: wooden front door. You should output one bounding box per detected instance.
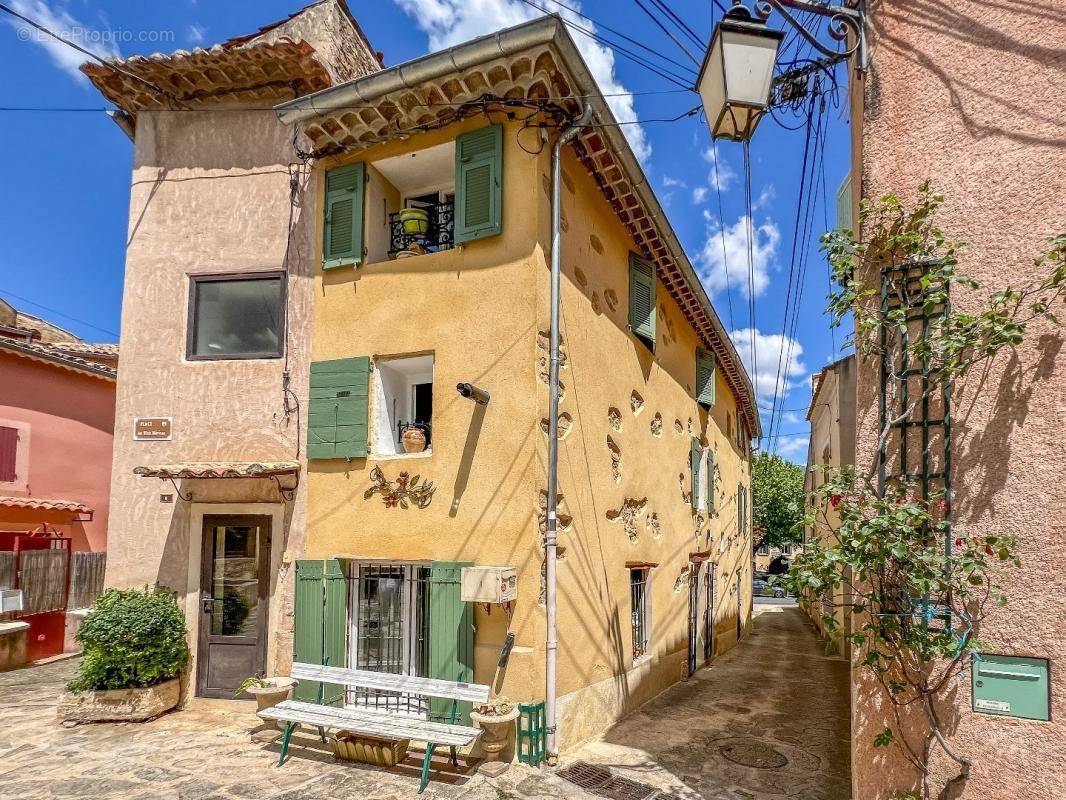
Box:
[197,515,271,698]
[687,565,699,676]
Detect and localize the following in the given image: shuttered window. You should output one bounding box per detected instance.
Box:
[292,559,347,705]
[426,562,475,724]
[0,426,17,483]
[705,447,715,515]
[323,162,366,268]
[454,125,503,243]
[696,348,716,408]
[628,253,656,347]
[307,357,370,460]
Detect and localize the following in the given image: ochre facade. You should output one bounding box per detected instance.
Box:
[307,114,754,749]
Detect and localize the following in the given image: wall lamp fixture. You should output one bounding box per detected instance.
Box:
[457,382,491,405]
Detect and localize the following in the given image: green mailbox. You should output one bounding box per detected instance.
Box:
[972,654,1050,721]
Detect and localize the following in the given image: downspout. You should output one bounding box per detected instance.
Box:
[546,102,592,764]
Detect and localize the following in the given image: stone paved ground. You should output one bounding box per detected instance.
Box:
[0,604,848,799]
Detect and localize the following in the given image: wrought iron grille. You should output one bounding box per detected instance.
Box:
[347,563,430,715]
[878,261,953,632]
[388,201,455,256]
[630,568,649,659]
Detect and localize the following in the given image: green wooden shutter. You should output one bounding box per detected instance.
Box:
[454,125,503,243]
[628,253,656,345]
[293,560,325,701]
[427,561,474,724]
[696,348,716,408]
[690,437,702,511]
[323,162,365,268]
[307,356,370,460]
[706,447,715,515]
[321,559,348,706]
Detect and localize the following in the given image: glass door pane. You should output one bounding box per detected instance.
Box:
[210,524,260,637]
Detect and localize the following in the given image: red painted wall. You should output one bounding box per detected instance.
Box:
[0,351,115,551]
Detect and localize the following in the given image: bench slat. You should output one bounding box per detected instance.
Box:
[259,700,481,747]
[290,663,491,703]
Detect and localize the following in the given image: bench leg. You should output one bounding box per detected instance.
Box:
[419,743,436,794]
[277,722,296,767]
[450,745,458,767]
[318,725,327,743]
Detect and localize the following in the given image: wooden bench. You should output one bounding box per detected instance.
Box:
[258,662,491,794]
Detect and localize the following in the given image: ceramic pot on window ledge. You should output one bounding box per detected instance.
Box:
[401,424,428,454]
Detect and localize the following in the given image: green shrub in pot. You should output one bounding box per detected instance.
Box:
[67,587,189,692]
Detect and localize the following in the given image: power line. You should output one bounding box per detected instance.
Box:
[648,0,710,50]
[0,289,119,338]
[517,0,697,88]
[0,1,170,101]
[742,140,759,419]
[710,139,736,332]
[630,0,701,66]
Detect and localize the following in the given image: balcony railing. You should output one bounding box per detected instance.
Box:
[388,201,454,256]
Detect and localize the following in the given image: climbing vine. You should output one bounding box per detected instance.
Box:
[782,183,1065,800]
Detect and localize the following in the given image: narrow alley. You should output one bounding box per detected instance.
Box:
[0,603,849,800]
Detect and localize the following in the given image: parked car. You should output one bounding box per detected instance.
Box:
[753,578,786,598]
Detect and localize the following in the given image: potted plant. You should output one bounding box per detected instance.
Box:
[58,587,188,725]
[398,207,429,236]
[469,697,520,776]
[235,673,296,726]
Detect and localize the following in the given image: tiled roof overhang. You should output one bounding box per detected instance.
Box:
[274,16,761,439]
[0,338,116,380]
[133,461,300,479]
[80,39,332,124]
[0,496,91,515]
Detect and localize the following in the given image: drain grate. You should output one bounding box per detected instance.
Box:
[558,761,658,800]
[717,738,789,769]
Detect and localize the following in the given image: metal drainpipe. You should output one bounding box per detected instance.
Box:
[546,102,592,764]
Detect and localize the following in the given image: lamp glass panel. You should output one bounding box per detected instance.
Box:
[721,29,780,106]
[697,35,727,139]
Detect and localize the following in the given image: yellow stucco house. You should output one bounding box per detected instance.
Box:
[283,15,760,751]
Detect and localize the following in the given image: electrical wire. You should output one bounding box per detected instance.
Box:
[0,289,119,339]
[516,0,697,88]
[742,140,758,412]
[648,0,710,50]
[710,139,736,332]
[629,0,701,65]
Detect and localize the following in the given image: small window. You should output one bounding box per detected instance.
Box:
[372,354,434,457]
[0,426,18,483]
[758,544,770,556]
[188,274,284,360]
[630,568,650,661]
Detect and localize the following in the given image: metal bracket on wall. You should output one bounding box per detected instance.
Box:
[269,471,300,502]
[163,477,193,502]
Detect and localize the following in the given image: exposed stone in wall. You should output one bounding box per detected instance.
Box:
[674,419,684,436]
[574,267,588,288]
[589,234,603,255]
[673,564,691,593]
[536,329,567,396]
[541,174,550,196]
[679,472,690,504]
[540,412,573,439]
[647,512,661,539]
[537,490,573,537]
[630,391,644,415]
[650,412,663,437]
[591,292,601,313]
[606,497,648,543]
[561,169,575,194]
[603,288,618,312]
[608,407,623,432]
[607,436,621,483]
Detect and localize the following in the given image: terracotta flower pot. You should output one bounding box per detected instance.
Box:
[401,427,427,454]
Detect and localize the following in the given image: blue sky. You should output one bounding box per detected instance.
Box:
[0,0,851,461]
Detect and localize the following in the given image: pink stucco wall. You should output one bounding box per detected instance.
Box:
[0,351,114,551]
[851,1,1066,797]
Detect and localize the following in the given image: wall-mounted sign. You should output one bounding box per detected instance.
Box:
[133,417,172,441]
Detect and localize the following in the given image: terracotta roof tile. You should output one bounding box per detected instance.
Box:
[133,461,300,479]
[0,496,91,514]
[0,337,117,379]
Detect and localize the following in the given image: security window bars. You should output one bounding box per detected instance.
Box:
[347,563,430,716]
[630,568,649,661]
[187,273,284,360]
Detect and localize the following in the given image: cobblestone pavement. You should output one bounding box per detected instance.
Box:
[0,604,848,799]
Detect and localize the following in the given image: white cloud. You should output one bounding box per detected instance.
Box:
[702,146,736,191]
[186,23,205,44]
[695,214,780,299]
[753,183,776,211]
[692,186,708,204]
[4,1,119,81]
[392,0,651,161]
[662,175,685,188]
[781,410,802,426]
[730,327,808,405]
[776,436,810,460]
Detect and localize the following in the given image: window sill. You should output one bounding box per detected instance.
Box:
[323,257,361,271]
[631,654,652,669]
[369,450,433,462]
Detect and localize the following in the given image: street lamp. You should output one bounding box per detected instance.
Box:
[697,1,783,142]
[698,0,867,142]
